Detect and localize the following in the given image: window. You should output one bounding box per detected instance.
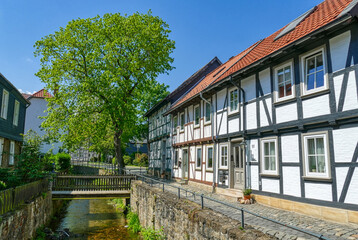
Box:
[261,138,278,175]
[174,150,178,166]
[275,62,294,101]
[180,113,185,131]
[0,138,3,166]
[229,89,238,113]
[9,141,15,165]
[196,148,202,169]
[173,116,178,133]
[205,102,211,123]
[303,133,329,178]
[220,145,228,168]
[194,105,200,126]
[207,146,213,169]
[302,49,326,95]
[1,90,9,119]
[13,100,20,126]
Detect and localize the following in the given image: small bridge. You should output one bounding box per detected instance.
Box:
[51,174,136,199]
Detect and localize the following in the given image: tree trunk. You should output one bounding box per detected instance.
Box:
[114,130,124,174]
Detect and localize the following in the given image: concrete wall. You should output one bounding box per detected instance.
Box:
[0,191,52,240]
[130,181,273,240]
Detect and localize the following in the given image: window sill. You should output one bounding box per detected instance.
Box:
[218,167,228,171]
[274,97,296,106]
[228,110,239,116]
[195,168,202,171]
[301,88,330,100]
[204,121,211,126]
[206,169,213,172]
[228,111,240,118]
[302,176,332,182]
[194,125,200,129]
[260,173,280,179]
[180,129,184,133]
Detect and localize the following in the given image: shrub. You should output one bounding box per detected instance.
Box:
[112,157,117,165]
[133,153,148,167]
[55,153,71,171]
[141,227,165,240]
[123,155,132,165]
[127,210,141,233]
[243,188,252,196]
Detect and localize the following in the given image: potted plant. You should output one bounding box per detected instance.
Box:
[243,188,252,200]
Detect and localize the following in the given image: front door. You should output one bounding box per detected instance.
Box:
[231,143,245,189]
[182,149,189,179]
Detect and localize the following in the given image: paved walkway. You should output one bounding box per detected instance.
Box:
[140,176,358,240]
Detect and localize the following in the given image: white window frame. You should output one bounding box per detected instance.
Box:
[302,132,330,179]
[204,101,211,124]
[1,89,9,119]
[206,145,214,170]
[219,144,228,169]
[13,100,20,126]
[274,61,295,102]
[173,115,178,133]
[194,104,200,127]
[228,87,239,114]
[261,137,279,175]
[9,141,15,165]
[300,47,328,96]
[174,149,179,167]
[0,138,3,166]
[180,112,185,132]
[196,147,202,169]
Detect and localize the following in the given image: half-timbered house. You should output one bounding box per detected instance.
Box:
[166,0,358,223]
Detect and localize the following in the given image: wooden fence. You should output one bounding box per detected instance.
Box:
[0,179,49,215]
[52,175,136,191]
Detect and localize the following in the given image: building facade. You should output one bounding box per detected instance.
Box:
[0,73,29,167]
[164,0,358,221]
[146,57,222,177]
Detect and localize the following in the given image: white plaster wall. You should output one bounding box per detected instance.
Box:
[302,94,330,119]
[281,135,299,163]
[228,118,240,133]
[345,168,358,204]
[204,125,211,138]
[249,139,259,162]
[240,105,244,132]
[276,102,298,124]
[282,167,301,197]
[305,183,332,201]
[195,171,202,181]
[343,71,358,112]
[259,68,271,95]
[262,178,280,193]
[217,89,227,111]
[241,75,256,101]
[334,74,344,111]
[333,127,358,162]
[246,102,257,130]
[189,147,195,178]
[336,167,349,199]
[260,98,272,127]
[250,165,259,190]
[179,133,184,142]
[188,106,193,122]
[206,172,213,182]
[217,112,227,135]
[194,128,200,140]
[329,30,351,72]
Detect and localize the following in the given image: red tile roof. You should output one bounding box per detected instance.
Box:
[21,93,32,99]
[29,89,53,99]
[170,0,354,111]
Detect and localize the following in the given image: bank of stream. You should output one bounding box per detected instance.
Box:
[48,199,139,240]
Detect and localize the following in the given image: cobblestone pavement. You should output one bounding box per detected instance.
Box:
[139,176,358,240]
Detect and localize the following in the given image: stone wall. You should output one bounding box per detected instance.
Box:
[0,191,53,240]
[131,181,274,240]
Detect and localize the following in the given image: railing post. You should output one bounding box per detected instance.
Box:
[162,183,165,192]
[201,194,204,209]
[178,188,180,199]
[241,209,245,229]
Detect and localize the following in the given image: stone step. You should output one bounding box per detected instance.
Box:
[216,188,243,201]
[179,180,188,185]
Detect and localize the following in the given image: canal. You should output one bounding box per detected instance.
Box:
[54,199,139,239]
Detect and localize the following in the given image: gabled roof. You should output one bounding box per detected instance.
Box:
[168,0,357,113]
[24,89,53,99]
[0,72,30,105]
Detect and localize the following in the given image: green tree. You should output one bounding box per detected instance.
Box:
[34,11,174,173]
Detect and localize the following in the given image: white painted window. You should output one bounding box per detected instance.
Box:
[194,105,200,127]
[13,100,20,126]
[1,89,9,119]
[206,146,213,170]
[0,138,3,166]
[275,61,295,102]
[196,147,202,169]
[301,48,327,95]
[303,133,330,178]
[261,138,278,175]
[229,88,239,113]
[9,141,15,165]
[180,112,185,131]
[220,145,228,168]
[173,115,178,131]
[205,101,211,123]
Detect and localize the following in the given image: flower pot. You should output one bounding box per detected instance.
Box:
[244,194,251,200]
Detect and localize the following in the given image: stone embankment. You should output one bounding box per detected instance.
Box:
[130,181,275,240]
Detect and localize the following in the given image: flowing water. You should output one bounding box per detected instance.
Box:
[56,199,139,240]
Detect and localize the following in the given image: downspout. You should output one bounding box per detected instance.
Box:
[200,92,217,193]
[229,76,249,188]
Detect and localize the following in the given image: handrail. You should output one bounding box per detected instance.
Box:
[127,170,329,240]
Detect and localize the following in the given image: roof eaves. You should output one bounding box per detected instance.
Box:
[0,72,30,106]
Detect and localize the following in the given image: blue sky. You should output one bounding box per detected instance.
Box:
[0,0,321,93]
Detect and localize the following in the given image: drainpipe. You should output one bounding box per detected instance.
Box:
[200,92,217,193]
[229,76,249,188]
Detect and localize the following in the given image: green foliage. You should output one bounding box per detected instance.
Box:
[127,210,141,233]
[243,188,252,196]
[55,153,71,171]
[123,155,132,165]
[111,198,126,211]
[112,157,117,165]
[34,11,174,171]
[141,227,165,240]
[0,180,6,190]
[34,225,46,240]
[133,153,148,167]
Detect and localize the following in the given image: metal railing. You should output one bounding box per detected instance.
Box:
[127,170,329,240]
